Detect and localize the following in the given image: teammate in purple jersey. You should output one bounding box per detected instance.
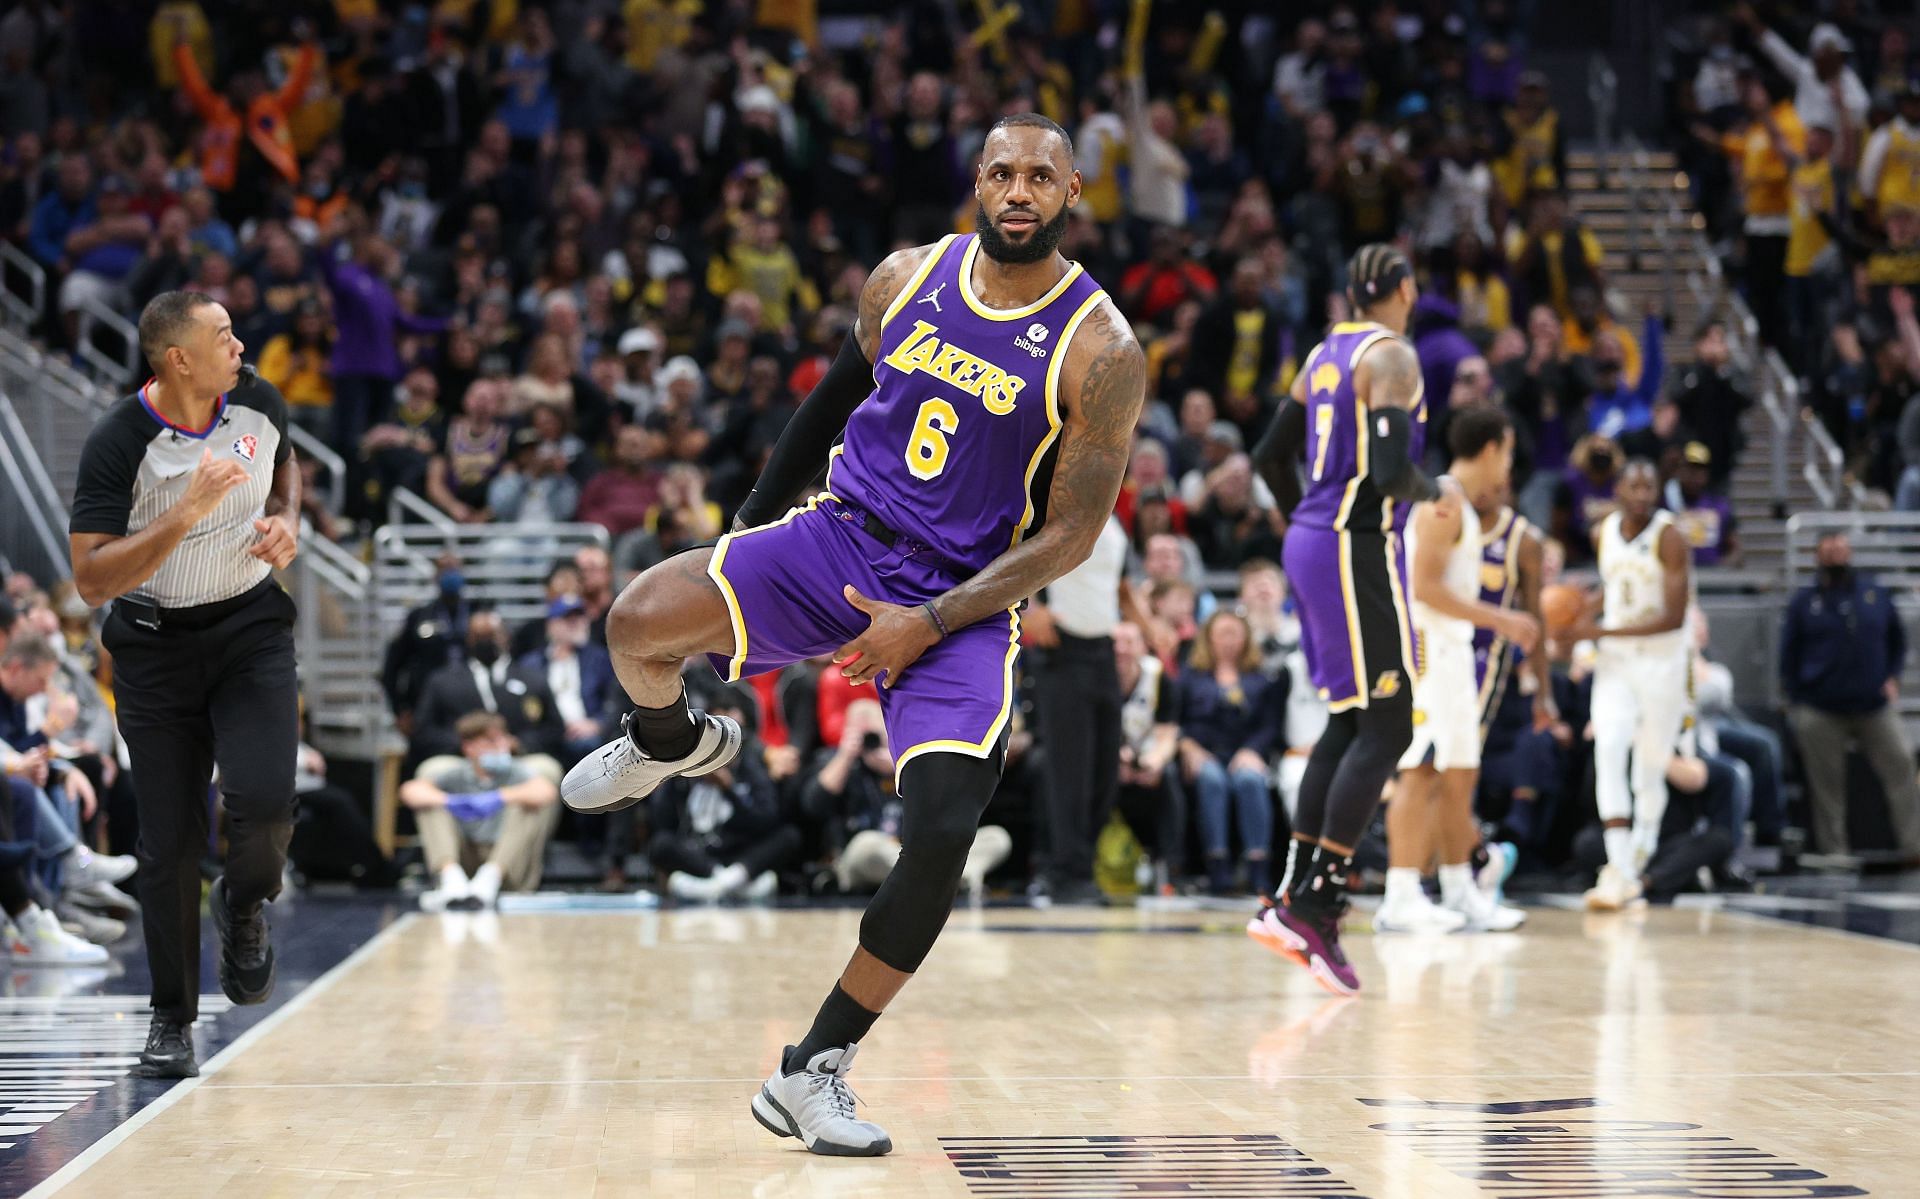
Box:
[1472,502,1555,736]
[1244,244,1448,995]
[559,114,1145,1156]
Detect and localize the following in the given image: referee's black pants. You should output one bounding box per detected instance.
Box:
[1033,631,1122,887]
[103,580,299,1024]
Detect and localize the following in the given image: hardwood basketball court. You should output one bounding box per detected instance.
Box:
[20,901,1905,1197]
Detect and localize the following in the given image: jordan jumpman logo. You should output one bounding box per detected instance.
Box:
[917,283,945,313]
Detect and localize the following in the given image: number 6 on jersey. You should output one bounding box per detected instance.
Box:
[905,398,960,480]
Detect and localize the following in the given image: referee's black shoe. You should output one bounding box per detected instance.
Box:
[210,879,276,1005]
[133,1016,198,1079]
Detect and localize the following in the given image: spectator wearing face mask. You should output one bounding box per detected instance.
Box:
[408,608,564,769]
[402,711,561,909]
[515,595,617,768]
[381,551,474,738]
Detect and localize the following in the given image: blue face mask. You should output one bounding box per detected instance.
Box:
[478,750,514,775]
[439,570,465,596]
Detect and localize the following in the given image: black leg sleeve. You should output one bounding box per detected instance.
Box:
[858,748,1002,973]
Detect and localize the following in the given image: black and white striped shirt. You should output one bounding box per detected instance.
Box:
[69,374,290,607]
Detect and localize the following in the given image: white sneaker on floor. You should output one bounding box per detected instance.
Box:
[667,871,728,902]
[65,846,137,888]
[54,902,126,945]
[6,908,110,966]
[1373,889,1467,934]
[751,1044,892,1156]
[66,879,139,918]
[561,712,742,815]
[468,863,503,908]
[1583,864,1646,913]
[1444,883,1526,932]
[741,870,778,901]
[420,865,471,912]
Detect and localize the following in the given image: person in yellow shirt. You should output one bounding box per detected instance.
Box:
[1453,232,1512,334]
[1562,286,1644,389]
[148,1,212,88]
[1698,79,1802,351]
[258,300,335,435]
[1858,81,1920,221]
[705,215,818,337]
[1492,72,1564,208]
[1511,191,1606,319]
[1785,120,1837,373]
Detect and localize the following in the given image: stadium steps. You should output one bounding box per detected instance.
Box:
[1565,145,1792,580]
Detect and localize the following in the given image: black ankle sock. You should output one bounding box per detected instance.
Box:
[1294,849,1353,911]
[628,691,701,761]
[785,983,881,1074]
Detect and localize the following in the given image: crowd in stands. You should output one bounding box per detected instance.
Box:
[3,1,1916,917]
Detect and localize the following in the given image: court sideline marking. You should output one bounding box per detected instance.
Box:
[21,912,419,1199]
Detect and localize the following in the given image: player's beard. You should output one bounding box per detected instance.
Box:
[974,200,1069,265]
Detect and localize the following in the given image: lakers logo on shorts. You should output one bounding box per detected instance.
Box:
[1411,707,1427,725]
[1371,670,1403,699]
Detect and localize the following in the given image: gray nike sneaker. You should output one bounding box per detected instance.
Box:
[561,711,742,814]
[751,1044,892,1157]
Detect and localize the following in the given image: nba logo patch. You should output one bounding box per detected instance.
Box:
[231,434,257,462]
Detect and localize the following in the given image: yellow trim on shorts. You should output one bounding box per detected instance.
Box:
[956,237,1086,322]
[1384,529,1418,684]
[879,235,958,336]
[891,607,1022,787]
[1330,528,1369,713]
[1010,289,1107,549]
[705,493,834,683]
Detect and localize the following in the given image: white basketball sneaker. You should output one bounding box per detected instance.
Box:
[1373,888,1467,934]
[751,1044,893,1157]
[1583,864,1645,913]
[1444,882,1526,931]
[5,907,109,966]
[562,711,742,814]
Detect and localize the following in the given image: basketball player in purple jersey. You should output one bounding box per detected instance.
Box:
[560,115,1145,1155]
[1244,244,1448,995]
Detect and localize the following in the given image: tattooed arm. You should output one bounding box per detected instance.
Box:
[733,243,939,528]
[832,297,1148,687]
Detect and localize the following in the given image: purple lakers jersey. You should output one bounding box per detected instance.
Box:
[828,233,1110,573]
[1289,321,1428,534]
[1473,507,1528,715]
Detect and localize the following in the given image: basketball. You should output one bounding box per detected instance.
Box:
[1541,584,1586,633]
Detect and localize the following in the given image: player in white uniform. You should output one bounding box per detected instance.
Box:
[1378,406,1540,933]
[1566,460,1693,911]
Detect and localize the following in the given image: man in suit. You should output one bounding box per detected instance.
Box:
[410,608,564,768]
[515,594,620,768]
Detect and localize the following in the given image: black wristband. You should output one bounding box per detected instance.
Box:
[921,601,949,639]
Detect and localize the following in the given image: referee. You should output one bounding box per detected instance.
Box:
[68,290,301,1079]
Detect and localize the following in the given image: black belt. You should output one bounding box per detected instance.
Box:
[115,578,276,632]
[831,501,975,578]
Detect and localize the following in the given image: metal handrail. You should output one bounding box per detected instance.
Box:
[386,485,457,531]
[0,413,67,580]
[287,422,346,515]
[0,394,67,525]
[301,518,371,587]
[73,296,140,384]
[0,243,46,331]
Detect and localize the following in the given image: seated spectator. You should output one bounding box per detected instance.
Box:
[1176,611,1281,895]
[1274,645,1330,825]
[426,378,511,524]
[257,298,334,437]
[1185,452,1284,570]
[1169,389,1216,481]
[289,740,397,889]
[576,425,663,539]
[802,700,1008,899]
[574,545,616,637]
[1119,226,1218,328]
[1235,558,1299,674]
[1115,439,1188,537]
[359,366,446,519]
[508,561,585,659]
[1552,434,1623,566]
[402,711,561,909]
[50,173,151,336]
[1112,623,1185,891]
[1573,742,1747,903]
[488,428,582,527]
[0,773,107,964]
[515,595,617,768]
[1691,609,1785,847]
[649,689,801,902]
[410,609,564,767]
[1664,443,1740,567]
[1511,191,1601,320]
[1191,259,1283,413]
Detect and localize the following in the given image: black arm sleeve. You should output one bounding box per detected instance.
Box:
[732,335,874,528]
[1369,405,1441,503]
[1250,397,1307,519]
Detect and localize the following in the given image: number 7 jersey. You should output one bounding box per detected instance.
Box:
[1289,321,1427,535]
[826,233,1111,574]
